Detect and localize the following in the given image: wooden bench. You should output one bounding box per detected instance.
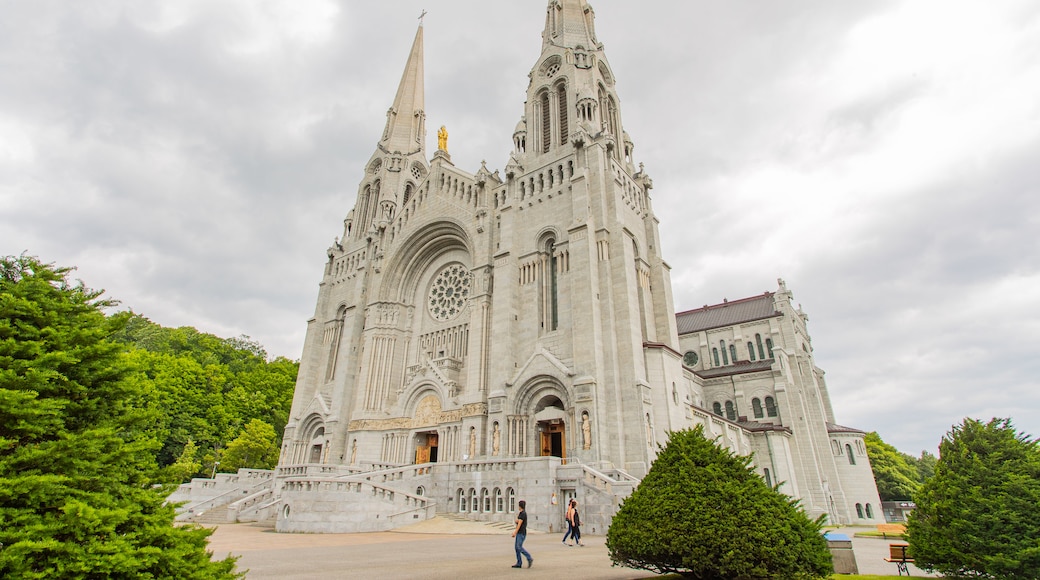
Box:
[884,543,915,576]
[877,523,906,538]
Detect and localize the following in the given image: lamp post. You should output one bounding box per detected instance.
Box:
[211,461,220,479]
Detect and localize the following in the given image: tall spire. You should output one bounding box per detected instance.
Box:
[381,24,426,156]
[542,0,598,51]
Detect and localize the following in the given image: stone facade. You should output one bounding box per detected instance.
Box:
[260,0,884,533]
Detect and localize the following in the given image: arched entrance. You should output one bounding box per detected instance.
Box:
[534,395,567,460]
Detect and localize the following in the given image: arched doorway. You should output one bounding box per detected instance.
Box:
[534,395,566,460]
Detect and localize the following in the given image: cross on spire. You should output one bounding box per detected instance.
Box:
[419,10,427,25]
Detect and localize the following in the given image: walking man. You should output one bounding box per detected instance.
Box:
[511,500,533,569]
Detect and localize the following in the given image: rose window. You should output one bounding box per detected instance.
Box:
[428,264,471,321]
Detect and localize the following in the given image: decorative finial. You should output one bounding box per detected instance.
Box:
[419,10,427,25]
[437,125,448,152]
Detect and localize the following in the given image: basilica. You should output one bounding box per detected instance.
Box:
[173,0,883,533]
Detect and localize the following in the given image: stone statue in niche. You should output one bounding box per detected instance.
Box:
[350,439,358,465]
[469,427,477,458]
[581,412,592,450]
[492,423,501,456]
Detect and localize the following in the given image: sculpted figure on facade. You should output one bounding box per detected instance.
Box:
[437,125,448,152]
[581,412,592,450]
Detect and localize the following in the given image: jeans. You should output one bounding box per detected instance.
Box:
[514,532,531,565]
[562,521,573,542]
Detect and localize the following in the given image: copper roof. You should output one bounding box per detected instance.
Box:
[827,422,866,435]
[676,292,779,335]
[694,359,774,379]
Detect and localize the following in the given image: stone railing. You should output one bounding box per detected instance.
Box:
[277,463,345,477]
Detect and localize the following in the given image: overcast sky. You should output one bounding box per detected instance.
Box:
[3,0,1038,455]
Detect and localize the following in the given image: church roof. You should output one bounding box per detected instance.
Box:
[676,292,779,335]
[693,359,774,379]
[827,422,867,435]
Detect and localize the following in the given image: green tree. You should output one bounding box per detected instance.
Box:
[908,417,1040,579]
[606,426,832,579]
[165,438,203,483]
[220,419,279,471]
[0,255,240,579]
[113,314,297,470]
[864,431,921,501]
[911,449,938,482]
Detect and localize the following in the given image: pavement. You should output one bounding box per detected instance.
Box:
[205,519,938,579]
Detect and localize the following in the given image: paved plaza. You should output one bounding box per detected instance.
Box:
[206,520,937,579]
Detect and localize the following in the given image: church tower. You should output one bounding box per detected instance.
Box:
[491,0,686,475]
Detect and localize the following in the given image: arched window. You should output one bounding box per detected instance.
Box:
[846,444,856,465]
[712,348,720,367]
[458,488,467,512]
[856,503,864,518]
[507,487,516,512]
[495,487,503,512]
[468,488,477,512]
[482,488,491,512]
[865,503,874,519]
[764,468,772,488]
[752,398,764,419]
[756,334,765,360]
[403,183,413,204]
[546,239,559,330]
[765,396,778,418]
[766,338,774,358]
[725,401,736,421]
[748,341,756,361]
[712,402,723,416]
[540,91,552,153]
[720,340,729,365]
[729,344,737,363]
[557,84,569,146]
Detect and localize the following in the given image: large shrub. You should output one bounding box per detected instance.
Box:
[908,417,1040,579]
[606,425,832,579]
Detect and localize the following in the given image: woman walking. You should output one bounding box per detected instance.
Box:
[571,500,584,546]
[562,499,575,545]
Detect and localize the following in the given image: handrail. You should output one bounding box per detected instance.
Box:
[389,502,437,519]
[181,487,243,514]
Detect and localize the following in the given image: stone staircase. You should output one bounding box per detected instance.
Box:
[186,504,229,526]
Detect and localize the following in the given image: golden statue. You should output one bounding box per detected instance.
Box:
[437,125,448,152]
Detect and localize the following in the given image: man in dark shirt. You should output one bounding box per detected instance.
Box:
[511,500,533,568]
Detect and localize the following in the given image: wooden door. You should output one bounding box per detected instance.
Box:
[415,446,431,464]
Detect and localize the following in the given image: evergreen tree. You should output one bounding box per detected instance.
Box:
[606,426,832,579]
[908,418,1040,579]
[0,255,239,579]
[864,431,921,501]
